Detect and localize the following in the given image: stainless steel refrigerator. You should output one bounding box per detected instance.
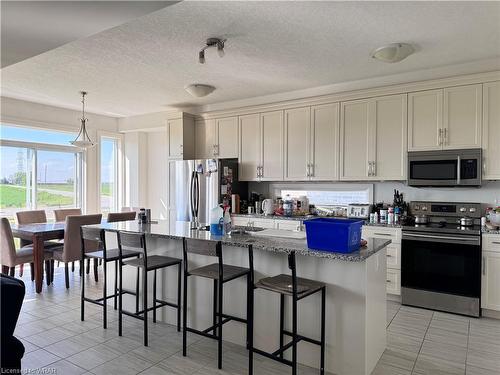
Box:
[174,158,247,226]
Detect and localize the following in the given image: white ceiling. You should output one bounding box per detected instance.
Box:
[1,1,174,68]
[1,1,499,117]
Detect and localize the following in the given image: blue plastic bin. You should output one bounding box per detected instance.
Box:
[303,218,364,253]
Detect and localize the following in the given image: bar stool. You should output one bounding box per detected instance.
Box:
[80,227,140,329]
[182,239,254,370]
[249,250,326,375]
[117,231,182,346]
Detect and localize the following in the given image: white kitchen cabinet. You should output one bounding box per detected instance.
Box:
[482,81,500,180]
[373,94,407,180]
[239,114,261,181]
[363,225,402,296]
[195,117,238,159]
[284,104,339,181]
[239,111,283,181]
[261,111,284,181]
[408,85,482,151]
[340,99,371,180]
[341,94,406,181]
[408,89,443,151]
[195,118,216,159]
[310,103,339,181]
[167,114,195,159]
[482,234,500,311]
[284,107,310,181]
[216,117,239,158]
[443,84,482,149]
[275,220,303,231]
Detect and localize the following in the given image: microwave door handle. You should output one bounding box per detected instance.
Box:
[457,155,461,185]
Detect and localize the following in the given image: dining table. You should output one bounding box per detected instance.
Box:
[11,222,66,293]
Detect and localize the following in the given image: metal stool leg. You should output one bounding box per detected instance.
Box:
[153,269,157,323]
[213,279,218,335]
[320,287,326,375]
[118,261,123,337]
[135,257,140,313]
[114,260,118,310]
[292,293,298,375]
[182,272,188,356]
[81,258,85,321]
[247,273,254,375]
[103,260,107,329]
[217,279,223,369]
[177,262,181,332]
[279,293,285,359]
[143,267,148,346]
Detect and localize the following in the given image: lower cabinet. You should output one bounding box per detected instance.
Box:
[481,234,500,312]
[231,216,303,231]
[362,226,402,296]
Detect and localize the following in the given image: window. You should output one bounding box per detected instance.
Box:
[99,136,121,215]
[0,124,83,221]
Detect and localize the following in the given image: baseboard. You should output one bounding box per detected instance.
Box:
[482,308,500,320]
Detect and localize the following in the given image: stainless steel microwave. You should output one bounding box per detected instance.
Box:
[407,149,482,187]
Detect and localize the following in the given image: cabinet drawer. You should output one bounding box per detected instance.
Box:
[232,216,250,227]
[386,269,401,295]
[483,234,500,253]
[250,219,275,229]
[386,244,401,269]
[362,226,401,244]
[275,220,303,231]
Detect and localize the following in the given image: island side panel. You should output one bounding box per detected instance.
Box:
[109,234,386,375]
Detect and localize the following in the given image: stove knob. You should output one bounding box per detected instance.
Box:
[469,208,476,213]
[421,206,428,211]
[460,207,467,213]
[414,205,420,210]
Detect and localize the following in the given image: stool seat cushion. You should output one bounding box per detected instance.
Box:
[123,255,181,270]
[256,274,324,297]
[189,263,249,281]
[85,248,141,261]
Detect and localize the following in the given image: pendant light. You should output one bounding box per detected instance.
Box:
[70,91,95,149]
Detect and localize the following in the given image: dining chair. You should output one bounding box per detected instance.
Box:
[53,208,84,274]
[1,218,56,283]
[107,212,136,222]
[51,214,102,288]
[15,210,61,282]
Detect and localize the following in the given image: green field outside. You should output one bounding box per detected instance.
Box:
[0,184,73,208]
[38,183,74,192]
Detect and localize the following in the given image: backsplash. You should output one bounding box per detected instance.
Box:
[248,180,500,206]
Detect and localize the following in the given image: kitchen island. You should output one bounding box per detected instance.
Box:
[89,220,390,375]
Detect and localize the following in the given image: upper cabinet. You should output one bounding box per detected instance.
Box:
[167,114,195,159]
[283,104,339,181]
[483,81,500,180]
[340,94,407,181]
[408,84,482,151]
[239,111,283,181]
[194,116,238,159]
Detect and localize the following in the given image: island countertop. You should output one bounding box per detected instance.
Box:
[88,220,391,262]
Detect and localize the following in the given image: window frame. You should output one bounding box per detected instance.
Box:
[97,131,124,214]
[0,138,84,213]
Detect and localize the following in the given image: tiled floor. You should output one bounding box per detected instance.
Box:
[11,264,500,375]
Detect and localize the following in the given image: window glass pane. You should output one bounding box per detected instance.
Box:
[101,138,118,214]
[0,146,32,220]
[280,189,370,206]
[36,150,78,220]
[1,124,76,145]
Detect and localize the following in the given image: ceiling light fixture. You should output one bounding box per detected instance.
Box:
[198,37,225,64]
[370,43,414,63]
[185,84,216,98]
[70,91,95,149]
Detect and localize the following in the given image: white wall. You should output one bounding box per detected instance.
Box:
[123,132,148,208]
[250,180,500,208]
[147,130,168,219]
[0,96,119,214]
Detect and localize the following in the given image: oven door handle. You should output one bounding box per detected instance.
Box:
[403,232,480,245]
[457,155,461,185]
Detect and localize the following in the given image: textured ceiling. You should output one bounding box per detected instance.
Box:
[1,1,174,68]
[1,1,499,117]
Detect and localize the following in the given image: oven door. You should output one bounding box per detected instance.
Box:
[402,232,481,298]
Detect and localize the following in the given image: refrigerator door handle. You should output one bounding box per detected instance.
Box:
[194,173,200,220]
[190,171,196,219]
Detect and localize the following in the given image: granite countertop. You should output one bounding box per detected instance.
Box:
[88,220,391,262]
[482,226,500,235]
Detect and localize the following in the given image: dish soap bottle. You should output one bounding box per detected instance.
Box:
[210,205,224,235]
[223,207,231,235]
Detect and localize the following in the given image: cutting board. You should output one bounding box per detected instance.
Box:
[250,229,307,240]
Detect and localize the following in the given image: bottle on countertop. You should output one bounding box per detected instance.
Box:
[283,194,294,217]
[210,205,224,235]
[223,207,231,235]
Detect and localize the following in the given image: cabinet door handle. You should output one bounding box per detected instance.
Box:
[306,163,310,177]
[443,128,448,145]
[491,241,500,245]
[482,256,486,276]
[372,161,376,176]
[438,128,442,146]
[256,166,260,178]
[310,163,314,177]
[386,279,392,283]
[368,162,372,176]
[374,233,392,236]
[386,254,393,258]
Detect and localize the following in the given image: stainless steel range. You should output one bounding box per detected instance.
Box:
[401,201,482,317]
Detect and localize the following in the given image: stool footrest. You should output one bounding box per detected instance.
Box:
[121,299,178,321]
[186,327,218,340]
[251,347,293,366]
[283,330,322,346]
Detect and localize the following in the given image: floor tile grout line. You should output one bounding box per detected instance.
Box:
[410,310,434,375]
